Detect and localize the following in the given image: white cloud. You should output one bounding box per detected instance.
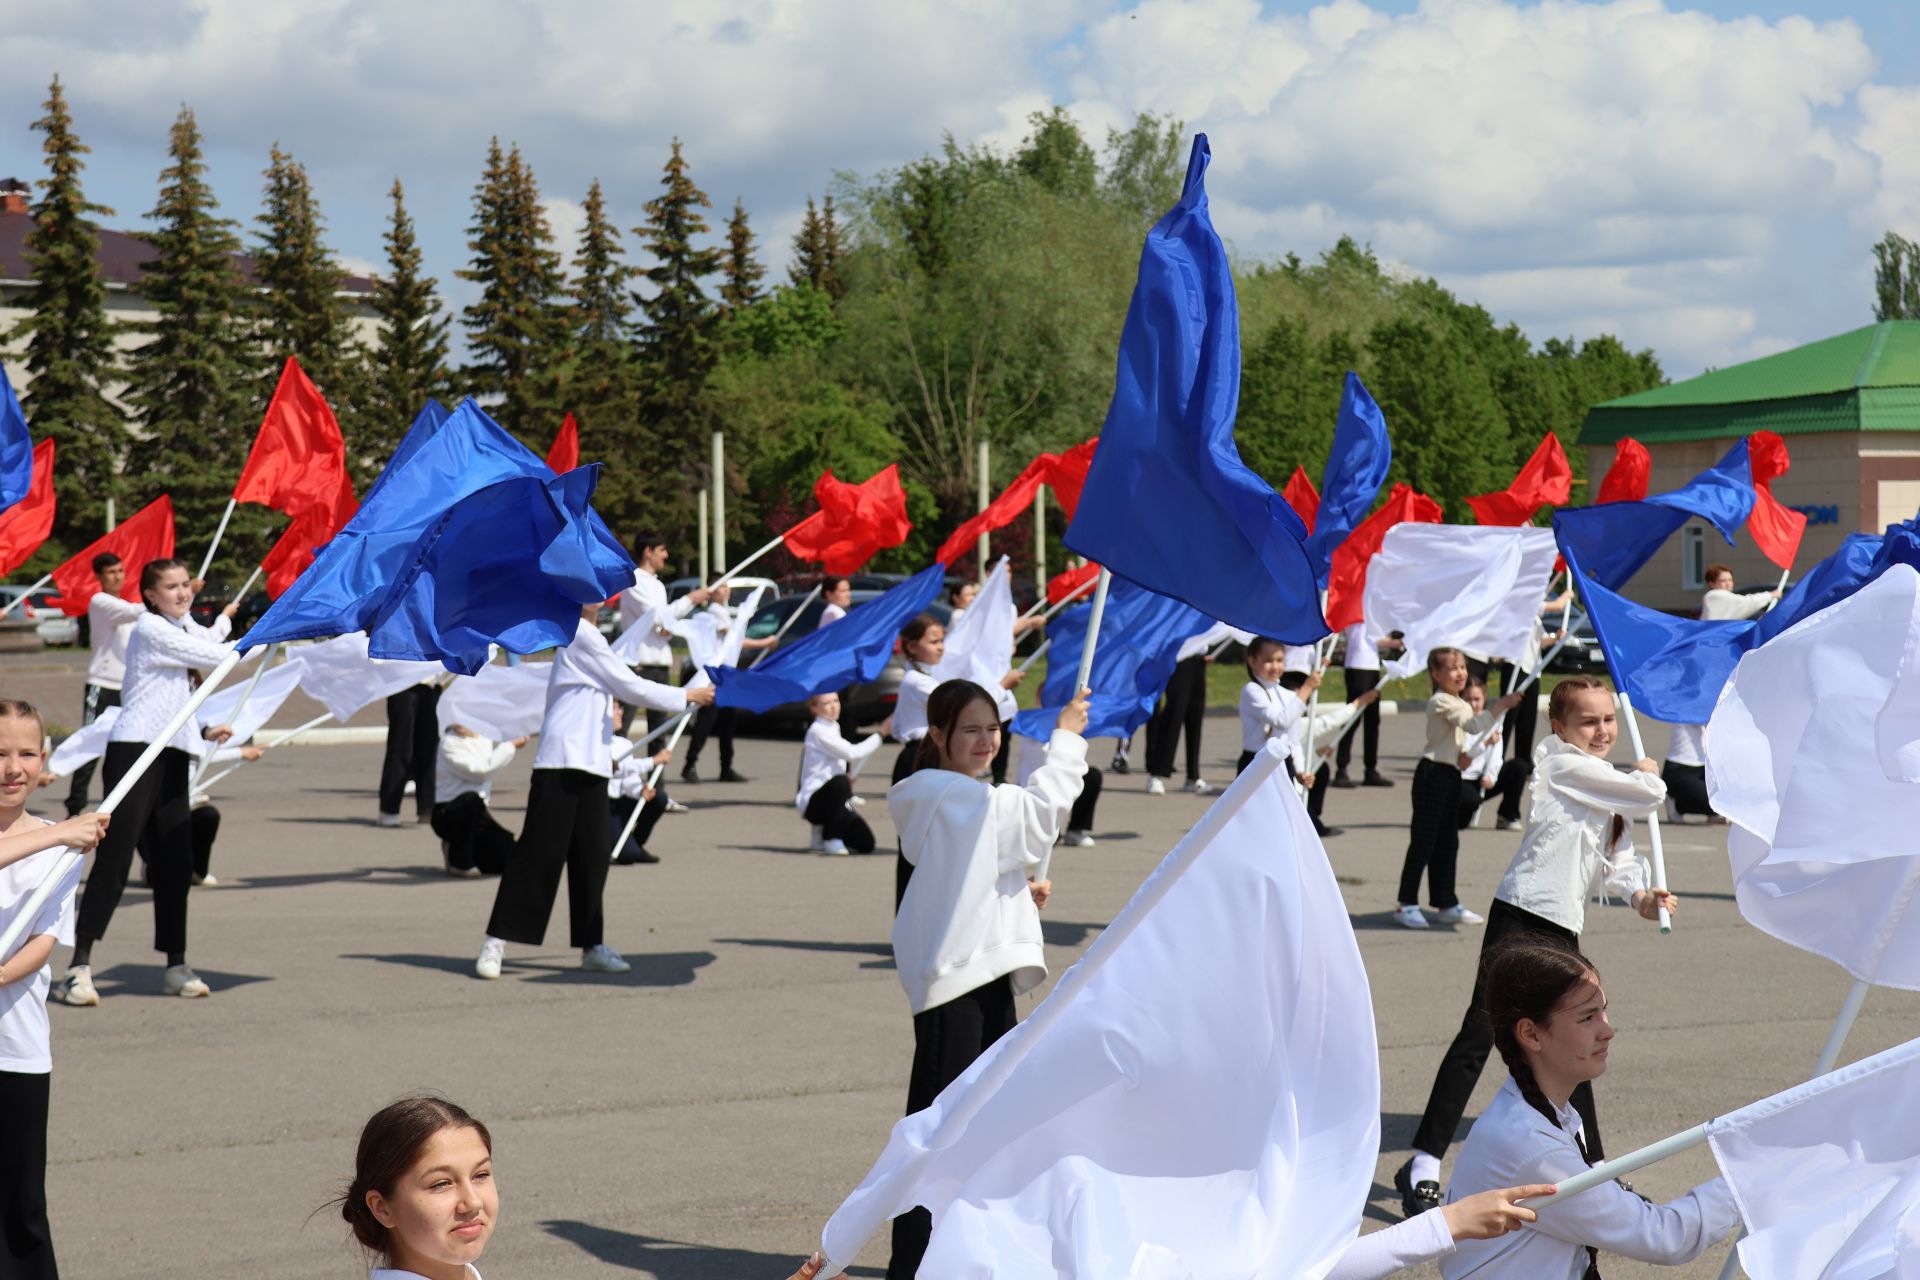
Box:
[1858,83,1920,239]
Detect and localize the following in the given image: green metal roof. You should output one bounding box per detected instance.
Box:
[1580,321,1920,445]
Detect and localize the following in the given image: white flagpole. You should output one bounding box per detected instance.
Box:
[1206,634,1237,662]
[757,584,820,655]
[191,643,276,787]
[195,709,337,795]
[1300,594,1337,780]
[1071,569,1111,695]
[611,710,697,861]
[1525,1124,1712,1209]
[230,563,264,607]
[197,497,238,580]
[708,534,784,592]
[1015,637,1050,675]
[0,649,243,960]
[1614,689,1673,934]
[0,572,54,620]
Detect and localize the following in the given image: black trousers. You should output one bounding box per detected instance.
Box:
[1335,667,1382,774]
[1492,663,1540,822]
[0,1070,55,1280]
[888,976,1018,1280]
[1069,765,1101,832]
[609,792,668,860]
[1411,899,1603,1162]
[76,743,192,955]
[633,664,672,734]
[803,775,876,852]
[1398,758,1462,909]
[683,705,735,772]
[63,683,120,817]
[1145,654,1207,782]
[486,769,611,948]
[137,805,221,880]
[891,741,923,785]
[1457,760,1531,829]
[379,684,440,819]
[431,793,516,874]
[1662,760,1711,817]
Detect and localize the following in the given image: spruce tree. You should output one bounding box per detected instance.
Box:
[254,144,356,408]
[359,178,451,482]
[721,199,764,310]
[122,106,259,569]
[10,75,127,547]
[564,178,640,516]
[457,139,567,436]
[789,194,842,298]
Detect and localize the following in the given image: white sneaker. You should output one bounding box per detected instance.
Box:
[581,944,630,973]
[1393,905,1430,930]
[192,872,219,887]
[163,964,210,998]
[808,825,826,853]
[190,791,211,807]
[849,794,867,808]
[1494,817,1521,832]
[1063,829,1096,848]
[377,812,402,828]
[664,798,689,814]
[403,780,417,796]
[1431,904,1486,925]
[475,937,505,980]
[62,966,99,1006]
[1182,779,1214,795]
[1146,777,1167,796]
[821,838,850,856]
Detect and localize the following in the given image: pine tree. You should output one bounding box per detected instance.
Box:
[254,144,357,408]
[122,106,259,569]
[457,139,567,436]
[563,178,640,515]
[359,178,451,482]
[9,75,127,547]
[720,199,764,310]
[789,194,842,298]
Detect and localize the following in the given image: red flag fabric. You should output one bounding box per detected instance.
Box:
[0,439,56,575]
[49,494,175,617]
[781,465,914,576]
[1043,436,1099,522]
[1596,438,1651,505]
[1465,432,1573,526]
[1324,483,1443,630]
[259,505,334,598]
[233,358,353,519]
[1046,561,1102,605]
[1746,430,1808,570]
[546,412,580,473]
[1282,466,1320,534]
[936,454,1053,566]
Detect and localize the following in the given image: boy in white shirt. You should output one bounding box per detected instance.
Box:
[63,553,144,817]
[796,692,882,855]
[432,725,526,877]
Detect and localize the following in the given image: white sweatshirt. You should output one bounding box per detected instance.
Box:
[1239,679,1304,754]
[889,730,1087,1014]
[110,611,235,753]
[531,619,685,777]
[891,664,940,742]
[84,591,146,689]
[795,717,882,813]
[435,732,516,806]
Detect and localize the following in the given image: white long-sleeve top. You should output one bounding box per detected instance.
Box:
[85,592,146,689]
[607,737,654,800]
[891,664,941,742]
[1665,721,1706,767]
[1700,586,1774,622]
[617,569,695,668]
[1239,679,1304,753]
[1342,622,1382,672]
[0,826,81,1073]
[109,611,235,753]
[1423,691,1501,764]
[796,717,882,813]
[532,619,686,778]
[889,730,1086,1014]
[435,732,516,806]
[1442,1079,1737,1279]
[1326,1208,1455,1280]
[1494,734,1666,934]
[1283,642,1318,674]
[819,601,847,626]
[1295,698,1366,774]
[1461,725,1503,782]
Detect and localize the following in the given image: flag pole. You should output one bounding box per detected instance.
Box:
[264,711,332,749]
[0,649,243,961]
[1614,689,1673,934]
[1071,569,1112,695]
[191,643,276,787]
[708,534,784,592]
[1021,572,1099,625]
[197,497,238,581]
[611,711,697,862]
[1300,594,1336,788]
[0,572,54,620]
[230,563,264,608]
[1524,1123,1712,1209]
[1015,637,1051,675]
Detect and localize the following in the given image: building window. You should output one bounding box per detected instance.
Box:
[1680,525,1706,590]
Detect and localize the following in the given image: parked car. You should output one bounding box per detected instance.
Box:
[28,590,79,646]
[0,587,48,651]
[730,590,955,735]
[664,575,781,623]
[1544,600,1607,675]
[188,578,272,640]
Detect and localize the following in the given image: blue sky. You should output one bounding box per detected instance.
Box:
[3,0,1916,382]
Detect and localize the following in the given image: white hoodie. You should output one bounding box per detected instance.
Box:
[889,729,1087,1015]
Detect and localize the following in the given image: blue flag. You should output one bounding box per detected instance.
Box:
[243,397,630,670]
[1556,440,1757,591]
[709,563,947,713]
[1063,136,1324,643]
[1304,372,1392,586]
[363,399,452,507]
[1011,578,1211,741]
[1573,520,1920,723]
[0,365,34,512]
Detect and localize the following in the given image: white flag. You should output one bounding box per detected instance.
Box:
[687,583,768,690]
[819,742,1380,1278]
[1364,524,1558,679]
[285,634,444,723]
[935,558,1016,719]
[49,709,118,777]
[1709,1034,1920,1279]
[198,660,305,749]
[1707,564,1920,990]
[437,661,552,742]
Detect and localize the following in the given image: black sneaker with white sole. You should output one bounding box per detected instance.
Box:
[1394,1158,1442,1220]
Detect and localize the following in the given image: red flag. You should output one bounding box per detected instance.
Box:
[49,494,175,616]
[1044,436,1099,522]
[1596,438,1651,505]
[233,358,354,519]
[0,439,56,575]
[1325,483,1443,630]
[1465,432,1573,526]
[1282,466,1320,534]
[1046,561,1101,605]
[1746,430,1807,570]
[546,412,580,473]
[936,453,1054,566]
[782,465,914,576]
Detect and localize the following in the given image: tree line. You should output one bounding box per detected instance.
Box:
[8,79,1668,584]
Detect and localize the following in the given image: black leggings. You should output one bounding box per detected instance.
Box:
[76,742,192,956]
[1146,654,1207,782]
[1662,760,1711,817]
[1456,760,1531,829]
[485,769,611,948]
[138,804,221,880]
[1398,758,1462,909]
[0,1070,55,1280]
[803,775,875,853]
[379,683,440,819]
[431,793,516,874]
[1068,765,1101,832]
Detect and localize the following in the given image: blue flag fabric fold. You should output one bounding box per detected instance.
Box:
[362,399,452,508]
[709,563,947,713]
[1304,373,1393,586]
[1012,578,1212,741]
[0,365,35,512]
[1555,440,1757,591]
[1062,135,1325,643]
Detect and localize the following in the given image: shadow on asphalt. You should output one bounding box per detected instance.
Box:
[541,1219,884,1277]
[342,950,717,987]
[1347,910,1467,931]
[217,867,463,890]
[73,963,272,997]
[717,937,892,957]
[1040,919,1103,948]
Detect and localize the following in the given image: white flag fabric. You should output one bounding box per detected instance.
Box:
[1365,525,1558,679]
[1707,565,1920,989]
[198,660,305,749]
[936,558,1017,719]
[687,583,768,691]
[819,742,1380,1278]
[49,710,118,777]
[437,661,552,742]
[1708,1033,1920,1279]
[285,634,444,723]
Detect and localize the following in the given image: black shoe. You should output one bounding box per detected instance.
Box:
[614,846,661,865]
[1330,770,1356,789]
[1395,1159,1442,1220]
[1316,824,1344,838]
[718,768,749,783]
[1362,771,1396,788]
[1110,756,1130,775]
[681,766,701,785]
